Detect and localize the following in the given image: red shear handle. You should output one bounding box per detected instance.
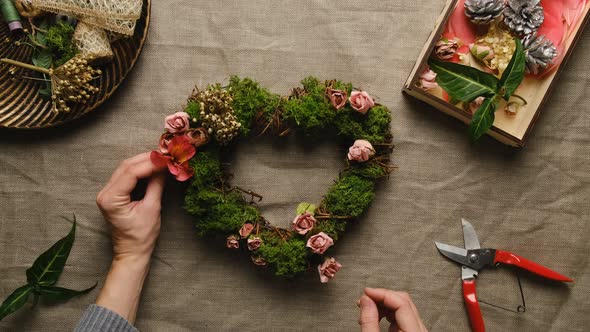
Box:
[463,279,485,332]
[494,250,573,282]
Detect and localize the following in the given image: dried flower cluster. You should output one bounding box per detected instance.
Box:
[49,55,101,113]
[473,26,516,74]
[190,87,241,145]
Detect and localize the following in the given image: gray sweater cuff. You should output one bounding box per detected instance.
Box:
[74,304,138,332]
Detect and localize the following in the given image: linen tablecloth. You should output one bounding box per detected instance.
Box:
[1,0,589,330]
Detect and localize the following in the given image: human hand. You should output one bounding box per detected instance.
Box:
[358,288,427,332]
[96,152,167,262]
[95,152,166,322]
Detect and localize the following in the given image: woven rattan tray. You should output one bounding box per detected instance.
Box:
[0,0,151,129]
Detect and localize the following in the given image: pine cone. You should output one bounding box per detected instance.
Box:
[504,0,544,35]
[464,0,505,25]
[522,34,557,75]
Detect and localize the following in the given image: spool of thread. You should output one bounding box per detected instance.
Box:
[1,0,23,31]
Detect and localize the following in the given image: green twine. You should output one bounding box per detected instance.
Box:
[1,0,21,27]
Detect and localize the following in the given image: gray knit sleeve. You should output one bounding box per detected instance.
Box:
[74,304,138,332]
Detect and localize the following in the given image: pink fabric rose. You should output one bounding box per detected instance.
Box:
[347,140,375,162]
[468,96,485,114]
[226,235,239,249]
[443,0,476,61]
[326,88,347,110]
[292,212,316,235]
[349,91,375,114]
[419,68,438,91]
[239,223,254,238]
[185,127,209,147]
[251,256,267,266]
[165,111,190,133]
[318,257,342,283]
[158,132,175,154]
[247,237,262,251]
[306,232,334,254]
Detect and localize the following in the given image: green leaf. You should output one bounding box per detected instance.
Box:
[32,49,53,69]
[296,202,316,215]
[499,38,526,101]
[469,97,498,141]
[39,283,97,302]
[0,285,32,321]
[26,220,76,287]
[428,59,499,102]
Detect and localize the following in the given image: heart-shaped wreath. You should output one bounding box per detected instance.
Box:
[151,77,394,282]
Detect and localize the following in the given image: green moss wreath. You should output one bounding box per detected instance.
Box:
[151,77,394,282]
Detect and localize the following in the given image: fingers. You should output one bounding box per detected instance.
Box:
[364,288,425,332]
[144,172,166,206]
[98,153,166,208]
[358,295,381,332]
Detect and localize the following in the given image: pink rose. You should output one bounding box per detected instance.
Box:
[306,232,334,254]
[419,68,438,90]
[326,88,347,110]
[251,256,267,266]
[185,127,209,147]
[435,38,459,60]
[292,212,316,235]
[226,235,239,249]
[349,91,375,114]
[247,237,262,251]
[158,132,175,154]
[239,223,254,238]
[318,257,342,283]
[468,96,485,114]
[165,111,190,133]
[347,140,375,162]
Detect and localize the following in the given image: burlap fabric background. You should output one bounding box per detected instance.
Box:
[1,0,589,331]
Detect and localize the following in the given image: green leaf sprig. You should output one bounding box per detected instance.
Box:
[0,217,96,322]
[428,38,526,141]
[296,202,317,215]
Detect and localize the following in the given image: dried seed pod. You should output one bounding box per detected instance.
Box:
[189,85,240,145]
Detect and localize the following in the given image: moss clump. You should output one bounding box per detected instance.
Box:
[46,22,78,67]
[257,236,308,278]
[315,219,347,241]
[227,76,281,136]
[189,150,223,189]
[324,175,375,217]
[346,163,388,180]
[283,77,336,135]
[184,189,259,236]
[335,105,391,143]
[184,101,201,124]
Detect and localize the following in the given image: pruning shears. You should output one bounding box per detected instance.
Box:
[435,219,573,332]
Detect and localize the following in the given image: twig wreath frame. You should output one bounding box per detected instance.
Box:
[151,77,394,282]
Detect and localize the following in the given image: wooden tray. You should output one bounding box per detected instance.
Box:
[403,0,590,147]
[0,0,151,129]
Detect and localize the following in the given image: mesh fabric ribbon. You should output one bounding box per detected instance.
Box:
[73,22,113,61]
[32,0,142,35]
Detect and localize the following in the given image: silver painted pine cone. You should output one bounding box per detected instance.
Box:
[504,0,545,35]
[522,34,557,75]
[464,0,505,25]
